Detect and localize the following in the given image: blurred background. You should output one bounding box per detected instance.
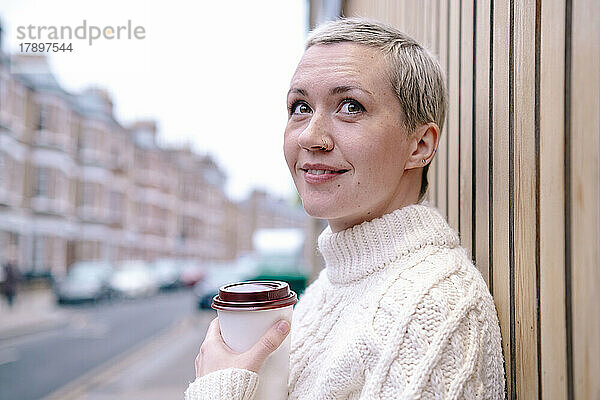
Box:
[0,1,331,399]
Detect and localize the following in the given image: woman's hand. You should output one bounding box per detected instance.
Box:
[195,317,291,378]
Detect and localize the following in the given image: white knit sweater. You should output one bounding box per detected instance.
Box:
[185,204,505,399]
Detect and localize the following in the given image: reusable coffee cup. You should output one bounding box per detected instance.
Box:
[212,280,298,400]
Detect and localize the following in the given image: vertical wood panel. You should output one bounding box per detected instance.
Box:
[474,0,491,287]
[424,0,435,50]
[539,0,568,398]
[408,1,418,39]
[384,1,398,28]
[418,0,427,46]
[428,159,438,205]
[399,0,407,35]
[512,1,539,398]
[342,1,368,20]
[432,0,440,56]
[426,0,439,208]
[460,0,474,258]
[437,0,449,219]
[492,0,513,397]
[447,0,461,232]
[427,0,441,207]
[415,1,424,44]
[570,0,600,398]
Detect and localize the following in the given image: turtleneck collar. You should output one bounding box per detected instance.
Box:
[317,204,460,285]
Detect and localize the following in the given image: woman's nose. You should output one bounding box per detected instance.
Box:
[297,114,334,152]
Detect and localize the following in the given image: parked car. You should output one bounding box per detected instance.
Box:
[54,261,114,304]
[110,260,158,299]
[194,256,259,309]
[23,269,55,288]
[180,260,206,287]
[150,258,183,290]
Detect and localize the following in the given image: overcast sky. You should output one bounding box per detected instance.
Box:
[0,0,308,201]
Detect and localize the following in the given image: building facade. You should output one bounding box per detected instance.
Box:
[0,52,308,276]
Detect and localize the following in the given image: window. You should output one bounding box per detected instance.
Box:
[110,191,123,219]
[81,129,91,150]
[111,147,119,165]
[58,106,70,136]
[0,74,7,116]
[54,173,66,204]
[82,183,95,207]
[12,84,25,120]
[33,235,45,271]
[38,103,49,131]
[0,154,5,189]
[181,217,190,240]
[36,167,49,197]
[81,126,98,152]
[11,160,22,195]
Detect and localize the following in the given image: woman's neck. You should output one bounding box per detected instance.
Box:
[318,203,460,284]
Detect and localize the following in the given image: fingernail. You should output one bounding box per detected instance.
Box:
[277,320,290,334]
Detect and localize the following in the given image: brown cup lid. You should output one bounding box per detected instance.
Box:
[212,280,298,311]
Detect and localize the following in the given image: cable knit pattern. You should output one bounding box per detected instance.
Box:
[184,204,505,400]
[185,368,258,400]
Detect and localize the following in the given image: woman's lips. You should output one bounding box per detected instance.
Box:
[301,168,349,184]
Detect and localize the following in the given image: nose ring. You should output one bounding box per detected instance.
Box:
[316,138,332,151]
[300,137,333,152]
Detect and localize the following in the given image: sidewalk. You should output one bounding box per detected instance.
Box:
[0,287,70,341]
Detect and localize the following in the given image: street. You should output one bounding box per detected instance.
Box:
[0,290,214,400]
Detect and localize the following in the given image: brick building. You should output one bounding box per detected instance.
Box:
[0,51,308,277]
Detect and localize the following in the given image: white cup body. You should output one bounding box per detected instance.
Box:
[217,305,293,400]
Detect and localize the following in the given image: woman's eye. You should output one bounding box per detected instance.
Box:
[339,100,364,114]
[291,102,312,115]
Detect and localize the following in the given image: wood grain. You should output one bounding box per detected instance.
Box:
[570,0,600,398]
[447,0,461,232]
[474,0,491,287]
[539,0,568,398]
[512,0,539,397]
[437,0,449,219]
[491,0,513,396]
[459,0,474,258]
[308,2,600,396]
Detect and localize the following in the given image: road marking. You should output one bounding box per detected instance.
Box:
[0,347,20,366]
[66,321,110,339]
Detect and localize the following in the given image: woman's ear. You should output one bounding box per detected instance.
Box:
[405,122,440,170]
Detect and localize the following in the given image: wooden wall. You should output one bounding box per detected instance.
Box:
[339,1,600,399]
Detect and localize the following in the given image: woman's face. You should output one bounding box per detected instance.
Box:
[284,42,424,232]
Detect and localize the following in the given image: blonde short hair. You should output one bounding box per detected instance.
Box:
[306,18,447,200]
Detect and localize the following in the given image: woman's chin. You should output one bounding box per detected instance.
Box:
[300,199,340,220]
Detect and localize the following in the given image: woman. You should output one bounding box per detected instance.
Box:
[186,18,505,399]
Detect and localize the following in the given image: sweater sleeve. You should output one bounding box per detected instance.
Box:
[360,267,505,399]
[184,368,259,400]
